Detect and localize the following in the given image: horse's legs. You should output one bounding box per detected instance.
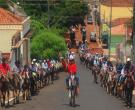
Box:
[26,89,29,100]
[7,90,10,106]
[17,90,20,104]
[1,92,6,107]
[13,91,16,104]
[22,90,25,102]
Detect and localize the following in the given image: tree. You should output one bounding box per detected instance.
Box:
[0,0,8,8]
[31,29,67,59]
[15,0,88,28]
[50,0,88,27]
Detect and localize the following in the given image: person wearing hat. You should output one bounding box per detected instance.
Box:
[66,57,79,94]
[0,57,10,75]
[124,58,132,74]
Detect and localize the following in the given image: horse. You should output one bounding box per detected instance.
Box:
[115,74,126,98]
[106,69,116,94]
[0,75,10,107]
[92,65,100,84]
[124,75,134,107]
[11,74,21,104]
[22,76,30,102]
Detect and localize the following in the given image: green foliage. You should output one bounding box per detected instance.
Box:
[50,1,88,27]
[13,0,88,58]
[19,0,88,28]
[0,0,8,8]
[31,29,67,59]
[31,20,46,35]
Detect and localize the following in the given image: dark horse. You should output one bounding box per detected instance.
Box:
[0,75,10,107]
[11,74,21,104]
[22,76,30,102]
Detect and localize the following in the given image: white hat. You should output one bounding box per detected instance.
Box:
[69,55,74,60]
[71,52,74,54]
[32,59,36,62]
[31,62,34,64]
[127,58,131,61]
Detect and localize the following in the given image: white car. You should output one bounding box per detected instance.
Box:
[87,16,93,24]
[90,32,96,42]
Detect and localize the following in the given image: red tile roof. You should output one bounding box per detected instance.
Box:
[0,8,24,25]
[111,18,130,26]
[101,0,133,7]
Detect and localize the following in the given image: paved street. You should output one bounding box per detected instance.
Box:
[7,56,135,110]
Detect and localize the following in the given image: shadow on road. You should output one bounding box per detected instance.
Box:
[62,103,80,108]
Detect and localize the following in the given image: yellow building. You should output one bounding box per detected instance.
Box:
[0,8,31,66]
[101,4,132,22]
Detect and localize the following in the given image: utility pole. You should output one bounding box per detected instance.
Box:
[132,0,135,64]
[47,0,50,29]
[99,0,101,42]
[109,0,112,59]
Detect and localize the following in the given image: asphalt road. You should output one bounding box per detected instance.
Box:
[7,56,135,110]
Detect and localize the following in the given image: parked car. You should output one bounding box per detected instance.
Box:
[87,16,93,24]
[90,32,96,42]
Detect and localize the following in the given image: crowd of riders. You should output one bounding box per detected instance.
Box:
[79,42,135,108]
[0,57,64,108]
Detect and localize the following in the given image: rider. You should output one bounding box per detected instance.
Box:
[124,58,132,74]
[66,54,79,94]
[0,57,10,76]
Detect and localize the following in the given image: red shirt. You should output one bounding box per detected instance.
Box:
[47,61,51,68]
[0,63,10,75]
[67,63,77,75]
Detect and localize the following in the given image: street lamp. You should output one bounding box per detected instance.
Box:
[99,0,101,42]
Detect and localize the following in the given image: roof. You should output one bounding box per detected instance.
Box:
[101,0,133,7]
[0,8,24,25]
[89,48,103,54]
[111,24,125,35]
[111,18,130,26]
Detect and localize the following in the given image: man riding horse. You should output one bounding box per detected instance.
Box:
[0,57,10,107]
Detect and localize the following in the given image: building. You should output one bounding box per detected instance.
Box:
[100,0,133,22]
[0,8,31,66]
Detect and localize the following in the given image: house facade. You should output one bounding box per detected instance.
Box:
[0,8,31,66]
[100,0,133,22]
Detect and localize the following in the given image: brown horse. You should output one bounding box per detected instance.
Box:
[22,76,30,102]
[0,75,10,107]
[11,74,21,104]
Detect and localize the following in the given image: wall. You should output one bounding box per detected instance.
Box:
[0,30,17,53]
[101,4,133,21]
